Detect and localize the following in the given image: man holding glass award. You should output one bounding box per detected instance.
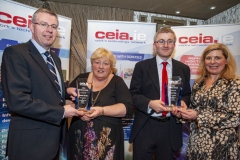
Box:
[129,27,191,160]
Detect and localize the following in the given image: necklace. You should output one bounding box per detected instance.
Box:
[91,73,112,106]
[92,89,101,106]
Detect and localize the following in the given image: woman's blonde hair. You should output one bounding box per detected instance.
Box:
[196,43,236,83]
[90,47,117,74]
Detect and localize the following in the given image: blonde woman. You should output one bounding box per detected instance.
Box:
[68,47,133,160]
[179,43,240,160]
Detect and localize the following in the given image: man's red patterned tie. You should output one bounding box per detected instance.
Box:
[161,62,168,117]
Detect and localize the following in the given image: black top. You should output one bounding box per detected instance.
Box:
[69,72,133,125]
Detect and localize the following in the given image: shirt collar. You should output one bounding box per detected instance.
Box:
[156,56,172,67]
[31,39,50,55]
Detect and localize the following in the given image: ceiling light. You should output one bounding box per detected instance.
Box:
[175,11,180,14]
[210,6,216,10]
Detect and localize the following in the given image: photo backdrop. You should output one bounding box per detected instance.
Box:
[0,0,72,159]
[87,21,240,160]
[171,24,240,159]
[87,20,156,159]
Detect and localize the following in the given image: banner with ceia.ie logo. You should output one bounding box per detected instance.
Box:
[0,0,72,159]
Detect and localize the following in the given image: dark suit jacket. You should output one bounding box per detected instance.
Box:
[1,40,67,160]
[129,57,191,151]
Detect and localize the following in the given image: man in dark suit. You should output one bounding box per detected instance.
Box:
[129,27,191,160]
[1,8,83,160]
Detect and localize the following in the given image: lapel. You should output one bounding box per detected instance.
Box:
[147,58,185,92]
[147,57,160,92]
[27,41,63,94]
[172,58,184,78]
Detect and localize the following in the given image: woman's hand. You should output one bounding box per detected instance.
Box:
[171,101,188,118]
[80,115,92,122]
[178,109,198,120]
[81,107,103,121]
[171,105,182,118]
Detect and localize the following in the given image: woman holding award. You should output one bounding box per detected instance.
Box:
[179,43,240,159]
[68,47,133,160]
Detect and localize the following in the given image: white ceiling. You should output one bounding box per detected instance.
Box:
[49,0,240,20]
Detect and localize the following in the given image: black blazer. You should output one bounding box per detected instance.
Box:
[1,40,67,160]
[129,57,191,151]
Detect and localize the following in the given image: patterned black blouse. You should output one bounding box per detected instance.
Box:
[187,78,240,160]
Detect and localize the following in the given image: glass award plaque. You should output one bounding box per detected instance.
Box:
[168,76,183,107]
[75,78,91,111]
[168,76,184,123]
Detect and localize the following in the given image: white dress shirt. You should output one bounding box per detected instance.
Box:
[148,56,172,117]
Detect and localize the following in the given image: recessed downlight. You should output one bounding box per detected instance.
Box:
[210,6,216,10]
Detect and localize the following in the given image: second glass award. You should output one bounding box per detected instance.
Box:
[75,78,91,110]
[168,76,183,107]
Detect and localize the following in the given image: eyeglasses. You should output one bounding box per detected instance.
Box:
[155,39,174,45]
[33,22,58,30]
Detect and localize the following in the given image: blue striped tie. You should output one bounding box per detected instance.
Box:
[44,51,62,95]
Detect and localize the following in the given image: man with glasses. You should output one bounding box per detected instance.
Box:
[1,8,84,160]
[129,27,191,160]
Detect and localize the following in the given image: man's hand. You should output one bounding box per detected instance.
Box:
[149,100,168,113]
[63,104,85,118]
[66,87,77,101]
